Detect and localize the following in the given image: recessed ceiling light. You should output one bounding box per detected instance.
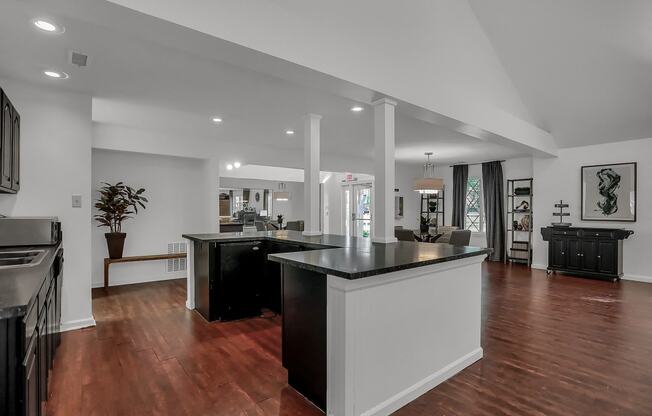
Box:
[286,130,295,136]
[32,18,64,34]
[43,70,68,79]
[233,161,241,169]
[351,105,364,113]
[212,117,223,123]
[226,163,233,170]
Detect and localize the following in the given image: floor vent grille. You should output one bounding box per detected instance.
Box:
[167,242,187,273]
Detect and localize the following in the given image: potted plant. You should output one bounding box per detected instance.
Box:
[420,215,430,233]
[94,182,148,259]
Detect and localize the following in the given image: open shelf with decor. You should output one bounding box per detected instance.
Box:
[420,191,445,232]
[505,178,533,266]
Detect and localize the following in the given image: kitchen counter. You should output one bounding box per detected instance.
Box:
[182,230,489,414]
[0,243,62,319]
[183,230,488,279]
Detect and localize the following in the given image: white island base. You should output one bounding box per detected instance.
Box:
[326,255,483,416]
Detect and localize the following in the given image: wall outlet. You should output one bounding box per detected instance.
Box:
[72,194,82,208]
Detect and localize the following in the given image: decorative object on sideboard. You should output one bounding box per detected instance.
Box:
[552,200,572,227]
[277,214,284,228]
[94,182,148,259]
[581,162,636,222]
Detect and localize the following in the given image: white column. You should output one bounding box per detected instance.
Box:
[204,157,221,233]
[372,98,398,243]
[303,114,322,236]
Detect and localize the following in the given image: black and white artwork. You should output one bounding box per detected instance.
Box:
[581,162,636,222]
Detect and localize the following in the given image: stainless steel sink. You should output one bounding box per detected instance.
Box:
[0,250,46,269]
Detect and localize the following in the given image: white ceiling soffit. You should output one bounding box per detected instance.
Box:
[469,0,652,148]
[105,0,557,157]
[220,164,366,183]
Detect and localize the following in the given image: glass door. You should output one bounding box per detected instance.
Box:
[341,183,373,238]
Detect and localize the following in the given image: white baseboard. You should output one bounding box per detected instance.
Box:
[92,273,186,288]
[359,348,483,416]
[530,263,651,284]
[622,274,652,284]
[60,317,96,332]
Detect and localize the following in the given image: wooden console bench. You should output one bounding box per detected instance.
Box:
[103,253,187,289]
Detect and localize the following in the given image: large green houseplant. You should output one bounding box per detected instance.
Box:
[94,182,148,259]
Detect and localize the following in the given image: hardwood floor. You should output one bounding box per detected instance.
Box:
[47,264,652,415]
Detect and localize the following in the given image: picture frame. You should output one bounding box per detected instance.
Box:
[581,162,636,222]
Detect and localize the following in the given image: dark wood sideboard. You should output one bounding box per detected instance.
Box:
[541,226,634,281]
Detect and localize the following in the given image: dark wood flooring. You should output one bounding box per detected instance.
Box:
[47,263,652,415]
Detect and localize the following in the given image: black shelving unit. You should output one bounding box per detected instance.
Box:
[420,190,445,231]
[506,178,533,267]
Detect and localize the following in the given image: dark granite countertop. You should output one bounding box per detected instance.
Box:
[183,231,490,280]
[0,243,61,319]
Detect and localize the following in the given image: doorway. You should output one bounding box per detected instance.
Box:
[341,183,373,238]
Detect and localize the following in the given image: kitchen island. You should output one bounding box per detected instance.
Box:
[183,231,490,416]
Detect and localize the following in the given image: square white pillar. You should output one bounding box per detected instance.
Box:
[372,98,398,244]
[303,114,322,236]
[204,157,220,233]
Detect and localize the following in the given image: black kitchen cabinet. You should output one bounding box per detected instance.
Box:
[1,249,63,416]
[194,240,265,321]
[541,227,633,281]
[264,242,304,313]
[0,88,20,193]
[220,241,264,320]
[22,335,38,416]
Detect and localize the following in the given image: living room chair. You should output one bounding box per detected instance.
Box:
[449,230,472,246]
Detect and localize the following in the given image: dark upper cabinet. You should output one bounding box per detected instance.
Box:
[11,109,20,191]
[0,88,20,193]
[541,227,633,281]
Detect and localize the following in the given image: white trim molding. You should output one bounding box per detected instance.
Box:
[60,317,96,332]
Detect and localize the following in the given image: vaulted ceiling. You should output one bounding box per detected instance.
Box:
[469,0,652,147]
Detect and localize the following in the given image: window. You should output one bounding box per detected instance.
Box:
[465,177,483,232]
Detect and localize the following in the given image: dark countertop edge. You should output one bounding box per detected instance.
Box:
[268,248,492,280]
[0,243,62,319]
[182,233,342,249]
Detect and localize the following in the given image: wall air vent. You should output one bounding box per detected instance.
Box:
[167,241,187,273]
[69,51,90,67]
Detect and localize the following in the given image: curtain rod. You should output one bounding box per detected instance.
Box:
[448,159,505,168]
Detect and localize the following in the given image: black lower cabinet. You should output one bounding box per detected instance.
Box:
[220,241,264,320]
[282,265,327,411]
[194,240,266,321]
[1,250,63,416]
[541,227,633,281]
[263,242,304,313]
[192,240,317,321]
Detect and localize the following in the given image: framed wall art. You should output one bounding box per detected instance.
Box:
[581,162,636,222]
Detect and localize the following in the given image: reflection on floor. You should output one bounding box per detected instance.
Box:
[47,263,652,415]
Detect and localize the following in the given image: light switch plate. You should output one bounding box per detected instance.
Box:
[72,194,82,208]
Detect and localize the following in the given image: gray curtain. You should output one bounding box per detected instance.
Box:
[482,161,505,262]
[452,164,468,228]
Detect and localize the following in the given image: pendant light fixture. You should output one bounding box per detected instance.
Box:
[414,152,444,194]
[273,182,291,201]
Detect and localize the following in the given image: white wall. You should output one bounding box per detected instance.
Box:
[532,139,651,282]
[219,177,304,222]
[91,149,207,287]
[0,78,93,330]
